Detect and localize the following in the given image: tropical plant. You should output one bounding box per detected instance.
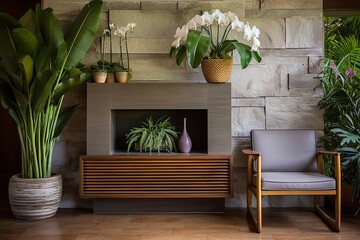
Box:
[0,0,103,178]
[126,116,179,153]
[319,57,360,198]
[170,9,261,69]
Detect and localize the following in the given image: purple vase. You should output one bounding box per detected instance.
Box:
[178,118,192,153]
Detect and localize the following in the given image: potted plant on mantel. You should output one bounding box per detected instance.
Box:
[0,0,103,220]
[113,22,136,83]
[170,9,262,83]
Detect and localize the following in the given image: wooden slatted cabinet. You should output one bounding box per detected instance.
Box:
[80,155,233,199]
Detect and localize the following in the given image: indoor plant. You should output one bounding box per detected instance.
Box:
[319,57,360,212]
[126,116,179,153]
[114,22,136,83]
[170,9,262,83]
[0,0,103,219]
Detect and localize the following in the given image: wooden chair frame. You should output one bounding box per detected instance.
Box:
[242,149,341,233]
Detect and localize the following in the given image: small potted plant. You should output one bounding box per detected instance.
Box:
[126,116,179,153]
[114,23,136,83]
[170,9,262,83]
[91,61,107,83]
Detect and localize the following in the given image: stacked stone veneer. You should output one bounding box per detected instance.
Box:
[43,0,324,208]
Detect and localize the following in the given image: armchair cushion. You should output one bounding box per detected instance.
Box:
[251,129,317,172]
[254,172,336,190]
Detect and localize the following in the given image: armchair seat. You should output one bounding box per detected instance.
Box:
[254,172,336,190]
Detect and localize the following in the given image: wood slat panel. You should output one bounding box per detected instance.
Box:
[80,155,233,198]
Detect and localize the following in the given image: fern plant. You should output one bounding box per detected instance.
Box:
[126,116,179,153]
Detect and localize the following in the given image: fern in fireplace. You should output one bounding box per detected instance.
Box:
[125,116,179,153]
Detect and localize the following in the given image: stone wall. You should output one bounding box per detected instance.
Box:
[43,0,324,208]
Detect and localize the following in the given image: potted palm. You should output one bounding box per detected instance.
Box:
[170,9,262,83]
[0,0,103,219]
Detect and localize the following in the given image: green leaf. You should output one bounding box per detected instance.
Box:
[35,44,52,73]
[64,0,103,69]
[186,30,211,68]
[30,69,59,112]
[252,51,262,63]
[232,42,252,69]
[0,17,18,74]
[52,72,90,104]
[38,8,64,52]
[219,40,237,53]
[19,9,37,39]
[18,55,34,84]
[12,28,39,56]
[175,45,186,66]
[170,46,177,57]
[53,105,77,139]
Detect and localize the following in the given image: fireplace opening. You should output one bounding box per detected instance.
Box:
[112,109,208,154]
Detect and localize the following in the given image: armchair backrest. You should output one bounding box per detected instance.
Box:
[251,129,317,172]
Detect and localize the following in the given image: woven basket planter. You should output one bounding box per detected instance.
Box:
[201,59,233,83]
[8,174,62,220]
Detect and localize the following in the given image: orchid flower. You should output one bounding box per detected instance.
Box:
[109,23,115,30]
[345,67,356,79]
[201,11,214,26]
[231,19,245,32]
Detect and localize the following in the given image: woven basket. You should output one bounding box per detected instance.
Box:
[9,174,62,220]
[201,59,233,83]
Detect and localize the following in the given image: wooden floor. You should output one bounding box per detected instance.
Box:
[0,207,359,240]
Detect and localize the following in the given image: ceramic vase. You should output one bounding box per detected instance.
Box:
[178,118,192,153]
[92,72,107,83]
[106,72,116,83]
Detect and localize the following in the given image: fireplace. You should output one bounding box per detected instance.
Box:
[87,82,231,155]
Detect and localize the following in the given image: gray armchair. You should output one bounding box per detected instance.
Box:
[243,129,341,233]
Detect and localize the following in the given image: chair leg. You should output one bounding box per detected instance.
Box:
[257,191,262,233]
[314,194,341,232]
[247,188,262,233]
[335,188,341,231]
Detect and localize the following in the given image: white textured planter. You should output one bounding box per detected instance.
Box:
[8,174,62,220]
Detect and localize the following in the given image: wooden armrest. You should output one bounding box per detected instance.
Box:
[317,150,340,156]
[242,149,261,156]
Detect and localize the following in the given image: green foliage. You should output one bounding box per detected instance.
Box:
[0,0,103,178]
[319,57,360,199]
[126,116,179,153]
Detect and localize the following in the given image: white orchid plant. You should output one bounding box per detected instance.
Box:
[170,9,262,69]
[114,22,136,72]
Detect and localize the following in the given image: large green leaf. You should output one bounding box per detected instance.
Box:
[53,105,77,139]
[63,0,103,70]
[231,42,252,69]
[52,72,90,104]
[30,69,59,112]
[19,7,44,53]
[38,8,64,53]
[0,17,18,73]
[12,28,38,57]
[186,29,211,68]
[35,44,52,73]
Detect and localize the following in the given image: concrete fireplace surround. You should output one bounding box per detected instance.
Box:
[87,82,231,155]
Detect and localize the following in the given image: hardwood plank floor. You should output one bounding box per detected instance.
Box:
[0,208,359,240]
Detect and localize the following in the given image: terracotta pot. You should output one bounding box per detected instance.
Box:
[8,174,62,220]
[115,71,128,83]
[106,72,116,83]
[201,59,233,83]
[92,72,107,83]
